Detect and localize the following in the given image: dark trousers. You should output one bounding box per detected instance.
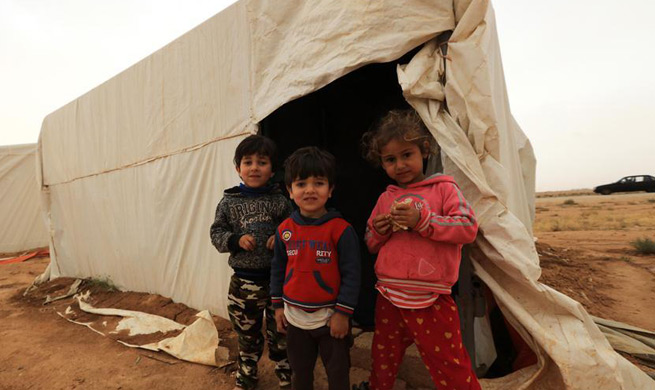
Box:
[286,324,351,390]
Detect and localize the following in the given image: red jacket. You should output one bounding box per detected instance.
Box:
[365,174,477,294]
[271,210,361,317]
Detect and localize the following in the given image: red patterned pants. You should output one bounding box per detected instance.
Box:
[369,294,481,390]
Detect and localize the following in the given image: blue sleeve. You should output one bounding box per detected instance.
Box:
[334,225,361,317]
[270,229,288,309]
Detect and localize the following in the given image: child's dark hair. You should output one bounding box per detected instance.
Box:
[234,135,278,168]
[284,147,336,188]
[361,109,437,166]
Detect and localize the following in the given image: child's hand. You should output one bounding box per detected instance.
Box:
[266,235,275,250]
[391,203,420,229]
[327,312,349,339]
[275,308,288,334]
[239,234,256,251]
[372,214,391,235]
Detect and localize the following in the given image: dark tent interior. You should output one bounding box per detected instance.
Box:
[260,49,418,328]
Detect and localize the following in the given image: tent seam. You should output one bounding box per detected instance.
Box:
[46,131,252,187]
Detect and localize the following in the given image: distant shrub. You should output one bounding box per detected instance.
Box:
[562,199,577,206]
[648,199,655,204]
[631,238,655,255]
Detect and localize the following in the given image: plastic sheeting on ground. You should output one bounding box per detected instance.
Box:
[594,316,655,366]
[0,248,49,265]
[58,291,224,367]
[0,144,48,254]
[37,0,654,388]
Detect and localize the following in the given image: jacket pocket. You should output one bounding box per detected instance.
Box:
[313,271,334,295]
[284,268,294,286]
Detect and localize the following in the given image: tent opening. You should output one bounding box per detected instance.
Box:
[260,46,535,378]
[260,48,419,328]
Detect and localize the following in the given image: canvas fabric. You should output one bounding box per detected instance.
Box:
[37,0,654,388]
[0,144,48,253]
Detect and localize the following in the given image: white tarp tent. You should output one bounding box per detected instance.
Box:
[0,143,48,254]
[37,0,653,388]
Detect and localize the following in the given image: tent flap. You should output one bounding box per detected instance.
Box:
[398,1,652,387]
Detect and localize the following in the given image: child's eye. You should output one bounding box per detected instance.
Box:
[403,152,412,158]
[383,157,395,164]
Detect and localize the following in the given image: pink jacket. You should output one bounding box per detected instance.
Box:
[365,174,478,294]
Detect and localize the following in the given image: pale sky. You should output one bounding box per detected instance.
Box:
[1,0,653,191]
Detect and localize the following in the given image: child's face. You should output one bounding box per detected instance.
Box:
[236,153,273,188]
[287,176,333,218]
[380,138,428,186]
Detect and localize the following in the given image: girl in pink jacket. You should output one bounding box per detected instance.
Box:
[361,110,481,390]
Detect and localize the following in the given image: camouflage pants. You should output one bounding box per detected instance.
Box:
[228,275,291,389]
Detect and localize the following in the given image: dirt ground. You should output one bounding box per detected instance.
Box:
[1,192,654,389]
[0,256,235,390]
[534,192,655,332]
[0,256,371,390]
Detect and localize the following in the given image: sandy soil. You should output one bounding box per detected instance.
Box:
[535,193,655,332]
[0,257,237,390]
[1,192,654,389]
[0,257,372,390]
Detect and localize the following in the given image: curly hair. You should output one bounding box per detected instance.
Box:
[361,109,436,166]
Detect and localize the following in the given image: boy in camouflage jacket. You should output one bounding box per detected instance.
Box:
[210,135,293,390]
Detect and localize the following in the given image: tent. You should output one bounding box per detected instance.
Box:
[37,0,654,388]
[0,144,48,254]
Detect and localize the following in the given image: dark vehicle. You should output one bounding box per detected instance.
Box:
[593,175,655,195]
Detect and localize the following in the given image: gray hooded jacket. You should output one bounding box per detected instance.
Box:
[210,185,293,271]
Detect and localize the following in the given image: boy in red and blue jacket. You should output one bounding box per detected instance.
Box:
[271,146,361,390]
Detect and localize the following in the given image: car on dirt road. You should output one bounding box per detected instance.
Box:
[593,175,655,195]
